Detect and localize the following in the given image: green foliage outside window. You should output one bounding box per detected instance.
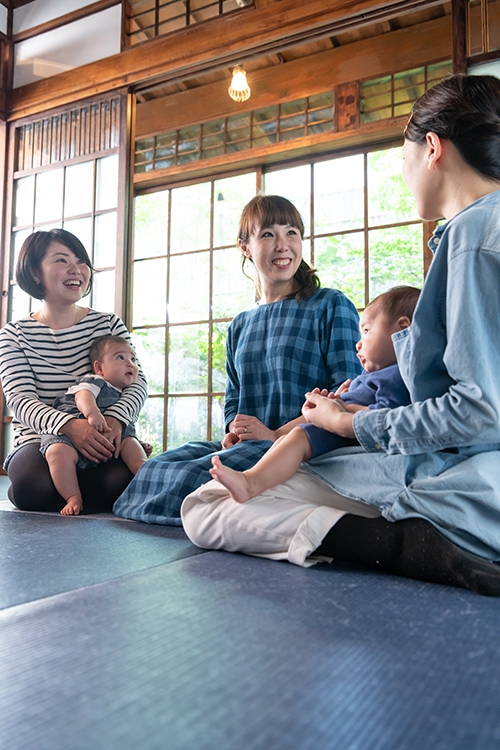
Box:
[132,146,425,453]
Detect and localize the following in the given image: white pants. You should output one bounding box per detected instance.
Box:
[181,469,380,567]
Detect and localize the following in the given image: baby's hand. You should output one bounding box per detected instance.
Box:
[87,411,108,432]
[334,379,351,397]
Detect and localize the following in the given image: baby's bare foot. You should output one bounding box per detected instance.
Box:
[209,456,253,503]
[60,496,83,516]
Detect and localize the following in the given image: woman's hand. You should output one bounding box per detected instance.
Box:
[59,418,115,463]
[302,391,355,438]
[224,414,278,447]
[104,416,125,458]
[221,432,240,449]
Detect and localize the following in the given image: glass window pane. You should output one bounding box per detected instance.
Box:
[263,165,311,236]
[212,395,225,443]
[10,284,31,323]
[3,419,14,459]
[12,229,32,279]
[14,176,35,227]
[132,258,167,326]
[213,172,255,248]
[96,154,119,211]
[302,238,312,267]
[134,191,169,259]
[314,155,364,234]
[170,182,211,253]
[315,233,365,309]
[94,211,117,268]
[213,247,255,318]
[203,120,224,136]
[137,397,164,457]
[64,161,94,217]
[369,224,423,299]
[131,328,165,395]
[167,396,207,449]
[91,269,115,312]
[169,252,209,323]
[212,321,230,392]
[34,169,63,223]
[281,99,306,116]
[368,147,419,225]
[168,324,208,393]
[63,217,93,255]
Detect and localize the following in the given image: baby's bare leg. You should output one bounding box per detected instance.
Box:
[120,437,148,475]
[44,443,83,515]
[210,427,313,503]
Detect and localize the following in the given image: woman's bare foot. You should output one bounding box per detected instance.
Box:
[60,495,83,515]
[209,456,254,503]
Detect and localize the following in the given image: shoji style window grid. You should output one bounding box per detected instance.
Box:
[131,144,427,455]
[124,0,254,46]
[10,97,122,321]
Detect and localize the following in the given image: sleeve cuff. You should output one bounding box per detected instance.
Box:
[352,408,390,453]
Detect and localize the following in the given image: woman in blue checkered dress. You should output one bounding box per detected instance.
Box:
[113,195,362,525]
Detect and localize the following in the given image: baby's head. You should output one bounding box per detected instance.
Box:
[89,335,139,390]
[357,286,420,372]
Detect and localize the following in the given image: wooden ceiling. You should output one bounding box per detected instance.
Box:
[6,0,454,121]
[136,1,451,103]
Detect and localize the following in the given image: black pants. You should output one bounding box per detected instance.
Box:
[7,443,133,513]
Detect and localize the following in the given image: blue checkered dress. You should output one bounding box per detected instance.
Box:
[113,288,361,525]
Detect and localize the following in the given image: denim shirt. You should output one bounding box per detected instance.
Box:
[353,189,500,461]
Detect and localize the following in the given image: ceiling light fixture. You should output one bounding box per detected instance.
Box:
[228,65,251,102]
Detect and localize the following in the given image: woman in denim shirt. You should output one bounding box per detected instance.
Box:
[182,74,500,596]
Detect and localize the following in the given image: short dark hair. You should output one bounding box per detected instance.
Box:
[89,335,132,369]
[404,74,500,181]
[16,228,93,300]
[238,194,320,302]
[368,286,421,323]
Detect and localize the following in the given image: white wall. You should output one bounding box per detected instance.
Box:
[13,0,100,34]
[14,5,121,88]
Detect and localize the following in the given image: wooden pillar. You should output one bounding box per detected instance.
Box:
[452,0,468,73]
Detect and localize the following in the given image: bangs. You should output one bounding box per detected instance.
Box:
[238,195,305,241]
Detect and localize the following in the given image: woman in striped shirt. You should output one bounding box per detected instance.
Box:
[0,229,147,513]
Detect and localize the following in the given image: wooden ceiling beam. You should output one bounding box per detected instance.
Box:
[7,0,447,121]
[135,14,451,138]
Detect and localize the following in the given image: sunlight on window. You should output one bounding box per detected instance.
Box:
[131,151,424,450]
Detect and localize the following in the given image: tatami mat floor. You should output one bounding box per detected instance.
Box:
[1,474,500,750]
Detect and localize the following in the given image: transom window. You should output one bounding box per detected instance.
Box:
[125,0,254,46]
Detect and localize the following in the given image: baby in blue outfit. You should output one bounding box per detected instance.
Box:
[40,335,148,515]
[209,286,420,504]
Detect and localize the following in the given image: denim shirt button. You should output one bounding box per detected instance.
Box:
[374,442,381,450]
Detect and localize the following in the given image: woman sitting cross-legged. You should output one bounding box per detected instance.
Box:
[113,194,362,526]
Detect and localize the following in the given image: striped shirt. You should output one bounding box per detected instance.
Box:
[0,310,147,466]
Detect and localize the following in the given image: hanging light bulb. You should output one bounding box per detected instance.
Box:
[228,65,251,103]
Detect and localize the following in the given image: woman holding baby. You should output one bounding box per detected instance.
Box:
[182,74,500,596]
[0,228,147,513]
